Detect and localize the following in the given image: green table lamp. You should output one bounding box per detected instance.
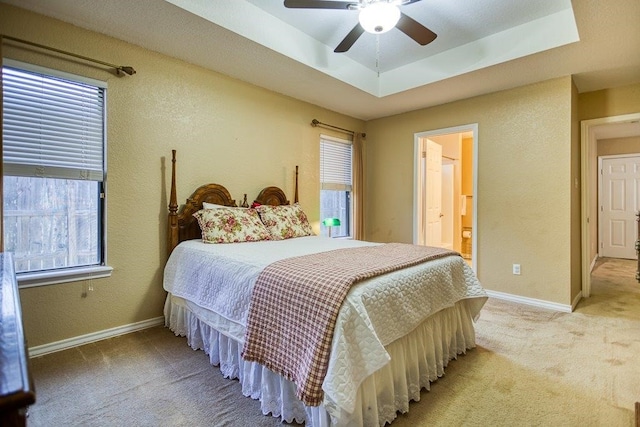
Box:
[323,217,341,238]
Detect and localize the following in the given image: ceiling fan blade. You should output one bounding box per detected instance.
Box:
[396,12,437,46]
[284,0,356,9]
[334,23,365,53]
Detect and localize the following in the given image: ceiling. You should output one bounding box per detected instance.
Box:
[2,0,640,121]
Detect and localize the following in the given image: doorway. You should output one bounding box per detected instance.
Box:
[580,113,640,297]
[413,124,478,271]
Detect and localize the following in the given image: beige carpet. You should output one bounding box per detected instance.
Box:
[27,258,639,426]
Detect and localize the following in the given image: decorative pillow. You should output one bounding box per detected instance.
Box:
[193,208,271,243]
[256,203,314,240]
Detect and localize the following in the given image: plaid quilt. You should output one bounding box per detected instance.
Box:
[241,243,458,406]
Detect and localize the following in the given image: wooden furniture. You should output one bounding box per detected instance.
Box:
[0,253,35,426]
[254,186,290,206]
[167,150,238,255]
[167,149,298,254]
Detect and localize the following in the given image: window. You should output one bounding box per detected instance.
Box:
[320,135,352,238]
[2,60,111,286]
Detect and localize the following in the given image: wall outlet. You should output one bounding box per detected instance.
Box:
[513,264,521,275]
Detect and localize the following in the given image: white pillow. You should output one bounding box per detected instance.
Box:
[202,202,227,209]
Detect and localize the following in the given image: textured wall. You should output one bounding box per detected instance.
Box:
[578,82,640,120]
[365,78,575,305]
[1,4,363,347]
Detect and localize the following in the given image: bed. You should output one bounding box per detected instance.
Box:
[163,150,487,426]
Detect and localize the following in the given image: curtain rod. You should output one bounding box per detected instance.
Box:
[1,35,136,77]
[311,119,365,138]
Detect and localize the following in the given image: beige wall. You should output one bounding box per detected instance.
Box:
[1,4,364,347]
[597,136,640,156]
[365,77,575,305]
[579,83,640,120]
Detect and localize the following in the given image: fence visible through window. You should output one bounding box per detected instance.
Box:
[3,177,100,273]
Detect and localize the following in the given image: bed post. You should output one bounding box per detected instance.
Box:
[168,150,179,256]
[294,165,299,204]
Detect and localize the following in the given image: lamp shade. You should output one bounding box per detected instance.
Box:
[358,2,401,34]
[323,218,341,227]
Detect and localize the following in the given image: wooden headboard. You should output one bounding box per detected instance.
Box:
[254,186,290,206]
[253,166,298,207]
[168,150,238,254]
[167,150,299,255]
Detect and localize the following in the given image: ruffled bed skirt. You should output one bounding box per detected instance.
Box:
[164,295,478,426]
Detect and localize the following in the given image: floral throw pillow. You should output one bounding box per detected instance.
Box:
[256,203,314,240]
[193,208,271,243]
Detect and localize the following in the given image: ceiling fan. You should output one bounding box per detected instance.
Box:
[283,0,437,53]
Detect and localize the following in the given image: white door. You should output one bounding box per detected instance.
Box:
[424,139,443,247]
[600,156,640,259]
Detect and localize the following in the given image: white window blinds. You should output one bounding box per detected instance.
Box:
[2,65,105,181]
[320,137,352,191]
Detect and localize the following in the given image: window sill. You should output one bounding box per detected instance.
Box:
[17,265,113,289]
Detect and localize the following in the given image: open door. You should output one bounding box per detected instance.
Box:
[424,139,443,247]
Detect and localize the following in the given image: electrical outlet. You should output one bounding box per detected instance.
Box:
[513,264,521,275]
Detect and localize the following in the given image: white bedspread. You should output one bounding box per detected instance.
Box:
[163,236,487,418]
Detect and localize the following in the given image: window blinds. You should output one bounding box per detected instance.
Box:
[320,137,352,191]
[2,66,105,181]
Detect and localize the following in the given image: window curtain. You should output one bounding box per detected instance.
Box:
[352,132,364,240]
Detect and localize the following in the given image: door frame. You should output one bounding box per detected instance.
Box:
[597,154,640,259]
[441,162,455,250]
[581,112,640,297]
[413,123,478,272]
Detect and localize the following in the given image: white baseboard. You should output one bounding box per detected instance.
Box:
[29,316,165,358]
[486,290,573,313]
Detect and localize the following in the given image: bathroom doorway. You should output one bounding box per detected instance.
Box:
[414,124,478,270]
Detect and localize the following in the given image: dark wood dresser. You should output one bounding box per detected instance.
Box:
[0,253,35,426]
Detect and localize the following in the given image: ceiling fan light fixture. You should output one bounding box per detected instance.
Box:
[358,2,401,34]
